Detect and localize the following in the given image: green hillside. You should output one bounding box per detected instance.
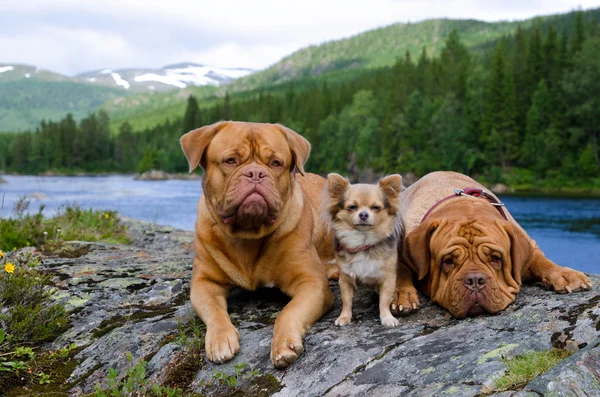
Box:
[0,79,126,132]
[229,9,598,90]
[104,8,600,131]
[103,85,217,132]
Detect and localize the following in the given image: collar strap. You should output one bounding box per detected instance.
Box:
[421,187,508,223]
[334,237,375,254]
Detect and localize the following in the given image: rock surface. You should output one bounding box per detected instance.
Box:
[17,219,600,396]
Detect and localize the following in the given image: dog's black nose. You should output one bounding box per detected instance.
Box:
[359,212,369,221]
[463,273,488,291]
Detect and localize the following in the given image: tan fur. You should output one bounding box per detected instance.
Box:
[181,121,335,368]
[325,173,409,327]
[399,171,592,318]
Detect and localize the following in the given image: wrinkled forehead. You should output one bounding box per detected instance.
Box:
[431,219,511,254]
[207,123,291,159]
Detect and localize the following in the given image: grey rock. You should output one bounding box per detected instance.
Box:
[13,218,599,396]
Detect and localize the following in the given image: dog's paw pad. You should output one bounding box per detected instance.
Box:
[381,315,400,328]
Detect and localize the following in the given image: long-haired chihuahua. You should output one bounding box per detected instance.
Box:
[323,173,403,327]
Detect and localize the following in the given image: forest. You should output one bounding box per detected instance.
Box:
[1,12,598,190]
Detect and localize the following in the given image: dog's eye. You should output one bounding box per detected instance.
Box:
[347,205,358,211]
[271,160,283,167]
[224,158,236,165]
[441,256,454,272]
[490,254,502,268]
[371,205,382,211]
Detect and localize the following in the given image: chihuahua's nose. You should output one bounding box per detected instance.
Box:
[359,212,369,221]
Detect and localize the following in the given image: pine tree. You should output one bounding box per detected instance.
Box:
[571,11,586,54]
[513,26,529,130]
[482,44,518,169]
[183,95,201,133]
[440,29,470,100]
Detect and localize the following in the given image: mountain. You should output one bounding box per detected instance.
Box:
[76,63,254,92]
[0,62,253,132]
[0,64,125,132]
[229,11,589,90]
[107,7,600,132]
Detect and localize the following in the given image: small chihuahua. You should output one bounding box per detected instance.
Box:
[324,173,403,327]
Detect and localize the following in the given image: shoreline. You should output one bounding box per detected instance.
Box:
[1,172,599,197]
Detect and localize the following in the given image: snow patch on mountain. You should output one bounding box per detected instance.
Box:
[111,73,130,89]
[0,66,14,73]
[134,73,187,88]
[76,63,254,92]
[134,64,253,88]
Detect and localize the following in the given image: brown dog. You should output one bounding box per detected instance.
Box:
[399,171,592,319]
[180,121,334,368]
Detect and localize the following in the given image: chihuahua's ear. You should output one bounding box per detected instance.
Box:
[327,173,350,199]
[379,174,402,213]
[378,174,402,197]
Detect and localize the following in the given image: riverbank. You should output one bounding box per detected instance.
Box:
[2,170,599,197]
[0,217,598,396]
[1,170,201,181]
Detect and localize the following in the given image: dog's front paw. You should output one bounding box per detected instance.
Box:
[271,333,304,369]
[391,285,420,316]
[335,315,352,326]
[381,315,400,328]
[542,268,592,293]
[205,325,240,364]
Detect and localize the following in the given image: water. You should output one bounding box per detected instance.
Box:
[1,175,599,274]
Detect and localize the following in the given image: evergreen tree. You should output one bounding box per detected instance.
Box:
[183,95,201,133]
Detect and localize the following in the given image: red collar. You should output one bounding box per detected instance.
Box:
[421,187,508,223]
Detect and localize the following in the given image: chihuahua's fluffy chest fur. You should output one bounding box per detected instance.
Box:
[335,226,400,283]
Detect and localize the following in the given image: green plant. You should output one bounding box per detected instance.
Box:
[49,343,78,359]
[0,252,69,343]
[198,362,261,395]
[94,352,185,397]
[0,198,131,253]
[494,348,572,390]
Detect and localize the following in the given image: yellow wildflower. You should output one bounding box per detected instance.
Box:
[0,250,3,258]
[4,262,15,274]
[105,213,110,219]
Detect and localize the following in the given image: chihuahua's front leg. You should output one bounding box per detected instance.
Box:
[335,271,355,326]
[379,259,400,327]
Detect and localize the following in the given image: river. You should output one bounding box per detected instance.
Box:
[1,175,598,273]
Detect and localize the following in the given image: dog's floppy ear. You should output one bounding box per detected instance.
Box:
[327,173,350,199]
[277,124,310,176]
[498,220,534,286]
[403,220,440,280]
[180,121,228,173]
[378,174,402,213]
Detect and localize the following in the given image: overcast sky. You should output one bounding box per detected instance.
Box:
[1,0,598,76]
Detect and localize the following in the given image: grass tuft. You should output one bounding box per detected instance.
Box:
[494,348,572,390]
[0,196,131,252]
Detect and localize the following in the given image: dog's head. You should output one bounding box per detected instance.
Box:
[324,173,402,243]
[403,203,534,318]
[181,121,310,239]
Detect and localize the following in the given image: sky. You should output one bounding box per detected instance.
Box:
[0,0,598,76]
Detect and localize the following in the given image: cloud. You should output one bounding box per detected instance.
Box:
[0,0,597,75]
